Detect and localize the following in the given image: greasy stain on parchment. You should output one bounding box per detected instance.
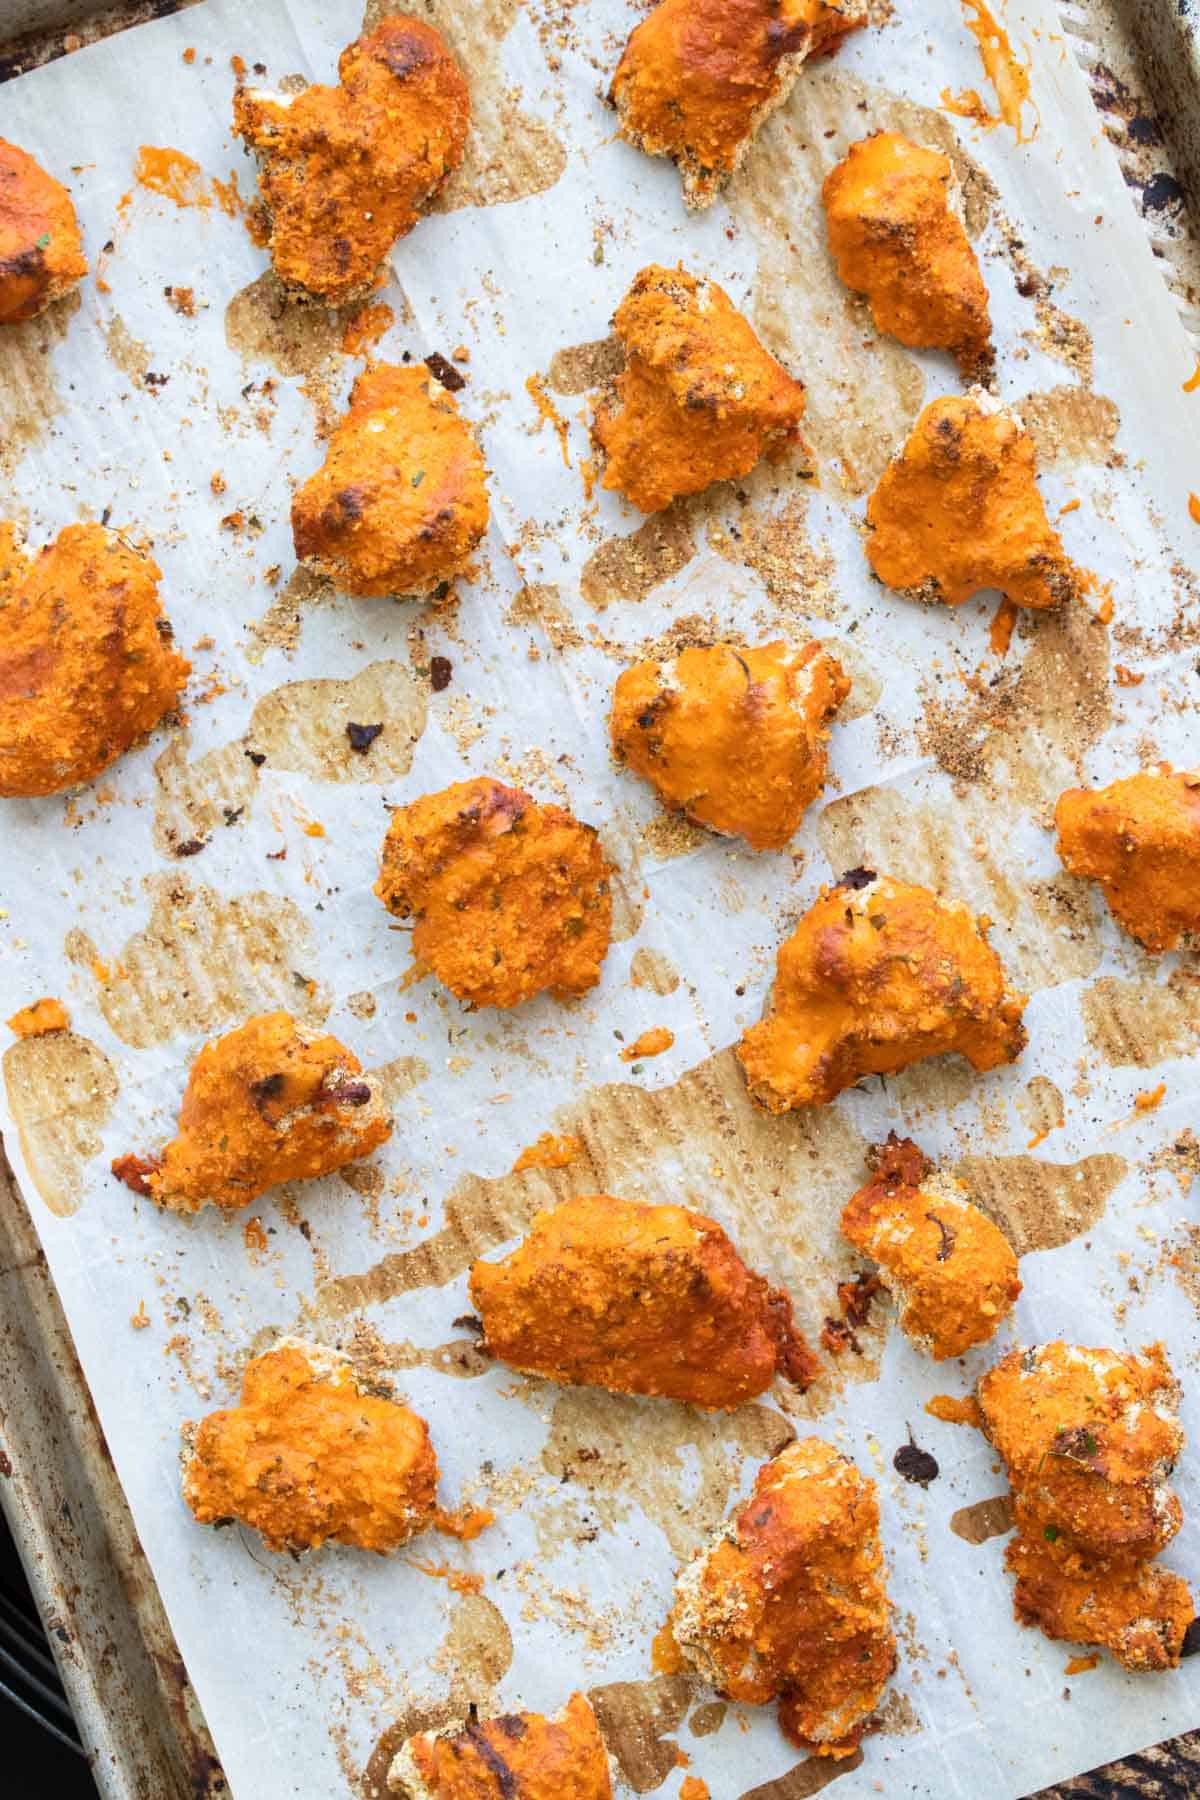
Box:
[65,876,330,1048]
[2,1031,118,1216]
[739,1750,864,1799]
[506,582,586,653]
[1016,1075,1064,1141]
[247,566,335,659]
[630,948,680,996]
[0,290,79,478]
[704,484,841,627]
[548,335,624,395]
[588,1675,697,1793]
[949,1495,1014,1544]
[1018,386,1120,467]
[954,1152,1125,1255]
[1079,971,1200,1068]
[580,505,697,610]
[543,1388,793,1560]
[364,0,566,210]
[224,273,354,436]
[818,783,1101,996]
[317,1046,875,1394]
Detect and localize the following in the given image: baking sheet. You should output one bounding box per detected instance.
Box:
[1,0,1199,1794]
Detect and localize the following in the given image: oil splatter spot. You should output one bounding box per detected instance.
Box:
[629,948,680,996]
[1079,973,1200,1068]
[0,290,79,477]
[1018,387,1120,467]
[580,506,696,609]
[248,661,427,781]
[954,1152,1125,1254]
[950,1495,1014,1544]
[2,1031,118,1216]
[588,1675,697,1793]
[548,335,624,395]
[738,1750,864,1799]
[430,1592,513,1693]
[152,732,259,859]
[372,1056,430,1105]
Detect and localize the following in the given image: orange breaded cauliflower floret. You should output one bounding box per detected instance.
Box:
[841,1134,1020,1360]
[823,131,992,379]
[609,0,865,211]
[1055,764,1200,953]
[737,870,1027,1112]
[0,139,88,325]
[375,777,613,1009]
[389,1693,614,1799]
[233,16,469,304]
[672,1437,895,1757]
[591,264,807,513]
[610,639,849,851]
[112,1011,390,1214]
[292,364,489,598]
[977,1342,1193,1671]
[183,1339,438,1554]
[866,391,1084,610]
[0,523,189,798]
[469,1192,818,1410]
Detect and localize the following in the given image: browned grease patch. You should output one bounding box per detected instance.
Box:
[588,1675,697,1794]
[246,566,335,659]
[152,733,260,859]
[429,1592,513,1690]
[316,1047,872,1392]
[580,506,697,610]
[2,1031,118,1217]
[0,290,80,477]
[1019,386,1120,467]
[1080,972,1200,1068]
[630,948,680,996]
[705,487,840,623]
[949,1495,1014,1544]
[548,334,624,395]
[362,1700,459,1799]
[248,660,428,779]
[739,1750,864,1798]
[505,582,585,654]
[65,876,329,1048]
[954,1152,1126,1255]
[225,273,352,436]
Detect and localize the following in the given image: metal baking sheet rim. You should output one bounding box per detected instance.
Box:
[0,2,1197,1798]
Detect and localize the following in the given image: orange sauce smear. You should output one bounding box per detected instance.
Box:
[408,1557,486,1595]
[342,302,395,357]
[620,1026,675,1062]
[651,1621,686,1674]
[988,596,1019,656]
[6,997,69,1038]
[925,1393,983,1427]
[1189,493,1200,525]
[1183,360,1200,393]
[1065,1653,1099,1675]
[1134,1082,1166,1114]
[955,0,1038,142]
[526,373,571,466]
[511,1132,584,1173]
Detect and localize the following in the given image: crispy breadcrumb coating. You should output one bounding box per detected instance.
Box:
[977,1342,1193,1671]
[609,0,865,210]
[375,777,613,1009]
[112,1011,390,1214]
[672,1437,895,1756]
[865,390,1083,609]
[822,131,992,378]
[233,16,469,304]
[841,1135,1020,1359]
[292,364,488,597]
[0,522,189,798]
[389,1693,613,1798]
[591,264,807,513]
[469,1192,818,1409]
[610,639,849,851]
[0,139,87,325]
[1055,764,1200,953]
[737,871,1027,1112]
[182,1338,438,1554]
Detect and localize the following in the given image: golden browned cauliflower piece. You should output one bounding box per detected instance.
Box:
[737,870,1027,1112]
[1055,764,1200,953]
[375,777,613,1009]
[977,1342,1194,1671]
[591,264,807,513]
[182,1338,438,1554]
[0,522,189,799]
[841,1135,1020,1360]
[822,132,992,379]
[865,390,1084,610]
[112,1011,390,1214]
[389,1694,614,1798]
[469,1192,818,1410]
[610,639,849,851]
[292,364,489,598]
[233,16,470,304]
[609,0,865,210]
[0,139,88,325]
[672,1437,895,1756]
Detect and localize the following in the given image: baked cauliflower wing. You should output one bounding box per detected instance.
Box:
[1055,765,1200,953]
[375,777,613,1009]
[823,131,992,378]
[113,1011,390,1214]
[865,391,1083,610]
[737,870,1027,1112]
[841,1134,1020,1359]
[977,1342,1193,1671]
[610,639,849,851]
[591,264,807,513]
[609,0,866,210]
[182,1338,438,1554]
[672,1437,895,1756]
[469,1192,818,1409]
[0,522,188,798]
[389,1693,613,1798]
[233,16,469,304]
[292,364,489,597]
[0,138,87,325]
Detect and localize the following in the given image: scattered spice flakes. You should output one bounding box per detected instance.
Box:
[429,655,453,692]
[346,721,384,754]
[243,1216,269,1261]
[424,351,466,393]
[7,997,70,1038]
[210,472,227,496]
[619,1026,674,1062]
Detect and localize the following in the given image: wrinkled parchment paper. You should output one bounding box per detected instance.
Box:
[2,0,1200,1793]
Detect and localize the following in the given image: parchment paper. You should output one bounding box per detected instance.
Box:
[2,0,1200,1794]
